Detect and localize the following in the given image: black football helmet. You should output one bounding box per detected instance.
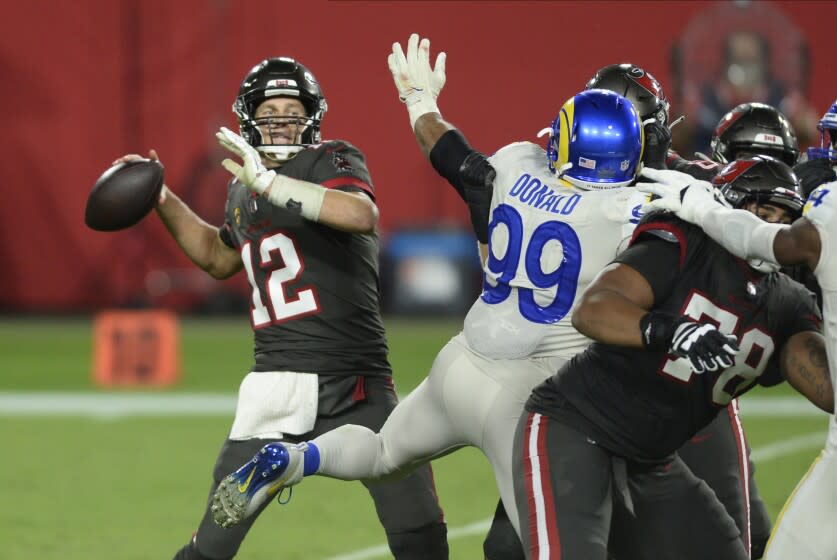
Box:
[711,155,804,220]
[585,64,670,125]
[233,57,327,160]
[710,103,799,166]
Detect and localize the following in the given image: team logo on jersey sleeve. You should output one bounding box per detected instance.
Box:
[332,152,354,173]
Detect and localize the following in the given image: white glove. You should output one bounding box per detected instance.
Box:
[387,33,447,128]
[638,167,726,225]
[216,127,276,194]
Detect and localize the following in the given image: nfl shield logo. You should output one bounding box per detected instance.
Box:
[620,160,630,172]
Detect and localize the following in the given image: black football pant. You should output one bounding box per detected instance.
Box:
[513,412,748,560]
[613,401,771,558]
[485,402,769,560]
[677,401,771,558]
[174,376,448,560]
[484,402,770,559]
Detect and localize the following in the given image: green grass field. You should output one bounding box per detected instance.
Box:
[0,317,830,559]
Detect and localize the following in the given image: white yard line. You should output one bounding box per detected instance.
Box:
[0,391,236,417]
[750,432,828,462]
[0,391,827,559]
[0,392,828,418]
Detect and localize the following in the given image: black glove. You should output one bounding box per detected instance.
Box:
[793,158,836,198]
[642,121,672,170]
[641,311,740,374]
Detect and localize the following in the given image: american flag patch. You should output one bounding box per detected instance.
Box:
[578,156,596,170]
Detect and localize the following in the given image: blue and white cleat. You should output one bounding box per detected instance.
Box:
[211,441,306,528]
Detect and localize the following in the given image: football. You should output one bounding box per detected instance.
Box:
[84,159,165,231]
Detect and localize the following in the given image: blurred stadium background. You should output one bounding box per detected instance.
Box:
[1,1,835,558]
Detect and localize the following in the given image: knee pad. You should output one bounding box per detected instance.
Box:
[387,521,449,560]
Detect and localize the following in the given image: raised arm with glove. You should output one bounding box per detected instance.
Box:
[388,33,493,245]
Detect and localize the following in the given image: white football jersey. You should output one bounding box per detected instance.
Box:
[802,181,837,446]
[464,141,647,360]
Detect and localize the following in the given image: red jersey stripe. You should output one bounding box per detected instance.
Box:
[320,177,375,198]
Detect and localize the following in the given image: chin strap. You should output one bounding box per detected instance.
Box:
[259,145,304,164]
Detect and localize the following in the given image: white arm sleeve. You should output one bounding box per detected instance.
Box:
[696,204,786,264]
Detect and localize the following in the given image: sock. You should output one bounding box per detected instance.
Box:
[303,442,320,476]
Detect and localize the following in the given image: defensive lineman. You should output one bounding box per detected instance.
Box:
[210,34,647,547]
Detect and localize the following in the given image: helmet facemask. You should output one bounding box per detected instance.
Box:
[233,58,327,164]
[713,155,804,272]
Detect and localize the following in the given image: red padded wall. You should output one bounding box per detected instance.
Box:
[1,0,834,309]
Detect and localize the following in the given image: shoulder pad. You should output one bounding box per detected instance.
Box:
[489,141,543,162]
[632,211,699,244]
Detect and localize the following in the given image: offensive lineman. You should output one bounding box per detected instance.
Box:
[513,158,832,560]
[587,64,772,557]
[209,35,647,559]
[641,163,837,560]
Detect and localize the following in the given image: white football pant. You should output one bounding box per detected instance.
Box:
[312,333,566,536]
[764,415,837,560]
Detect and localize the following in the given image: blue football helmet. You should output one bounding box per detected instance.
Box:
[546,89,644,190]
[807,100,837,162]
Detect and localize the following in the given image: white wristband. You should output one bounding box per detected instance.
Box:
[264,174,326,222]
[403,91,440,129]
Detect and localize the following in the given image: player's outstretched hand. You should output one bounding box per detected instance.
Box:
[638,168,722,225]
[215,127,276,195]
[388,33,447,127]
[669,319,740,374]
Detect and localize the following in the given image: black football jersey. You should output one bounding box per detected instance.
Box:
[666,150,721,181]
[527,213,821,461]
[220,140,391,377]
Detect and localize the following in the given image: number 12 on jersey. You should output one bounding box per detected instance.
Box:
[241,232,320,327]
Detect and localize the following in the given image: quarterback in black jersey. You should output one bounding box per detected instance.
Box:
[511,207,832,559]
[115,57,448,560]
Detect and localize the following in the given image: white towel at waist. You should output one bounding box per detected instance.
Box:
[229,371,318,440]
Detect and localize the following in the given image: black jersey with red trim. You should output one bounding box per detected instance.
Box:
[666,150,721,181]
[526,212,821,461]
[219,140,391,377]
